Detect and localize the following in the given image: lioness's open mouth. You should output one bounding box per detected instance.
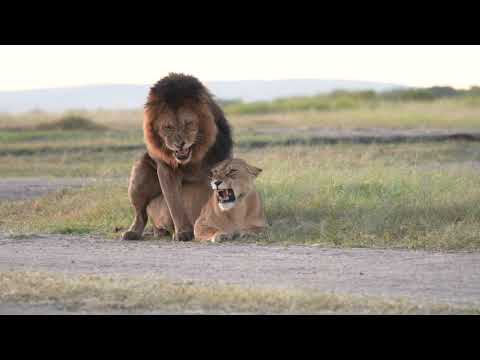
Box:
[216,189,236,203]
[174,148,191,162]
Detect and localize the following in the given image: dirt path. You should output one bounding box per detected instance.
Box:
[1,233,479,310]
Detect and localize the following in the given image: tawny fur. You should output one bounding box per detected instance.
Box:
[147,181,212,235]
[193,158,267,243]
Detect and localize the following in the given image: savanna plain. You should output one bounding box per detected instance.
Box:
[1,91,480,314]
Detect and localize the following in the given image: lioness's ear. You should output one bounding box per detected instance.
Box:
[246,164,262,177]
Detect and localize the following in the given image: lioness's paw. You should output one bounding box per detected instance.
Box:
[212,233,235,243]
[122,231,142,241]
[238,232,260,240]
[173,231,194,242]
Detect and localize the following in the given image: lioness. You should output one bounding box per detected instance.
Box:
[194,158,267,243]
[122,73,233,242]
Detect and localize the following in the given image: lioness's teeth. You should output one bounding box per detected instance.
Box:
[216,188,236,203]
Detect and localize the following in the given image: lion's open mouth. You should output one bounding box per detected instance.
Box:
[216,189,236,203]
[174,148,191,162]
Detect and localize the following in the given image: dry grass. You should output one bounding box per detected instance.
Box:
[1,271,477,314]
[2,98,480,131]
[1,143,480,250]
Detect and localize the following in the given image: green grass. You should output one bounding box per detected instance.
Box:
[1,105,480,250]
[1,142,480,250]
[256,148,480,250]
[0,183,131,235]
[224,91,377,114]
[227,100,480,129]
[222,87,480,115]
[0,128,140,146]
[0,128,143,176]
[1,271,477,314]
[224,87,480,114]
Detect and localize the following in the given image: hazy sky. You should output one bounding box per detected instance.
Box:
[0,45,479,91]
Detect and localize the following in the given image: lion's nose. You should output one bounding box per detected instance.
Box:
[176,141,185,149]
[214,180,222,186]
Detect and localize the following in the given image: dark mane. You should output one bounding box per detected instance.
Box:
[147,73,210,110]
[204,98,233,167]
[144,73,233,168]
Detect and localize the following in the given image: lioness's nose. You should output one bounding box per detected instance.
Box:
[214,180,222,186]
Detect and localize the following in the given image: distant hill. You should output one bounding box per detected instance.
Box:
[0,79,406,113]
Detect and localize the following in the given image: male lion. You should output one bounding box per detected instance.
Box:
[122,73,233,242]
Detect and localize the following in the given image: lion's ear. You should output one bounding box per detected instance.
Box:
[246,164,262,177]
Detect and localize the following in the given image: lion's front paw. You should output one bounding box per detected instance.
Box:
[173,230,194,242]
[122,231,142,241]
